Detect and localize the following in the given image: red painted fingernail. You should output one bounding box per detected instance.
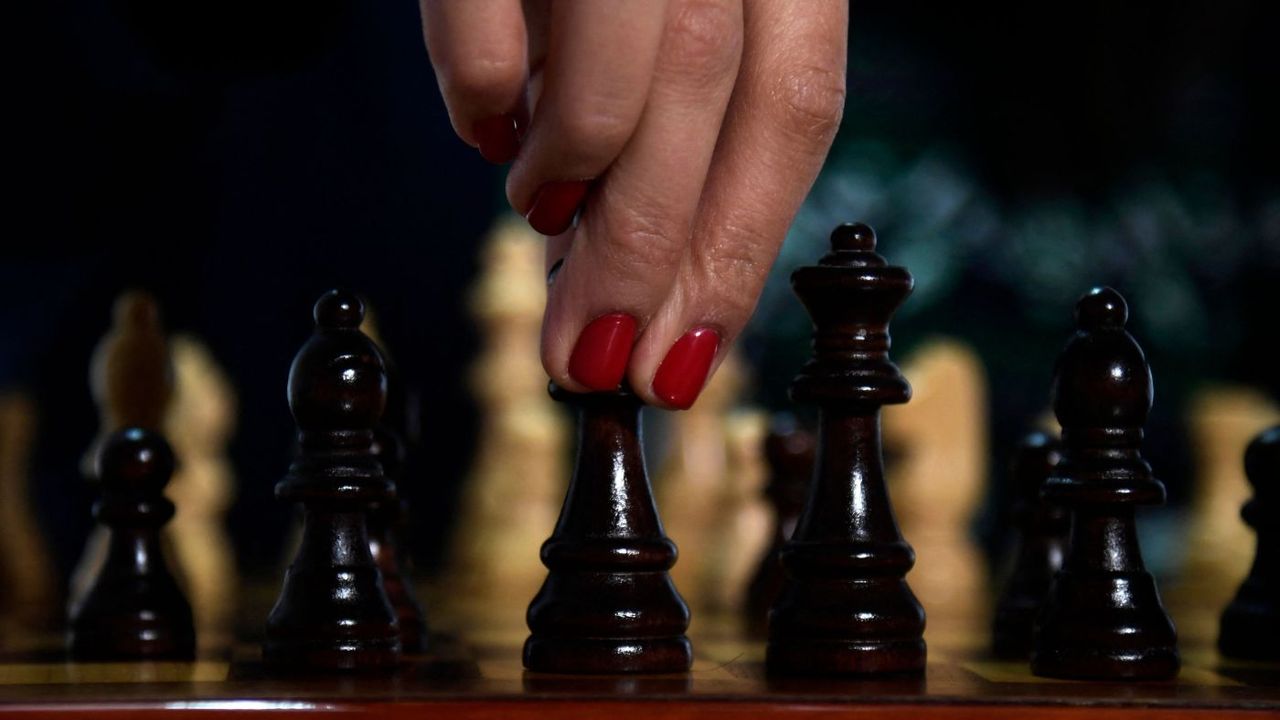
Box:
[568,313,637,391]
[526,181,589,236]
[473,114,519,164]
[652,327,721,410]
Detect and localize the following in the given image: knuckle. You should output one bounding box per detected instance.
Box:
[692,223,777,319]
[664,0,742,84]
[442,52,523,104]
[770,62,846,144]
[557,107,634,157]
[599,205,687,279]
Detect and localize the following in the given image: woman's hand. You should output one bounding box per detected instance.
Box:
[423,0,847,408]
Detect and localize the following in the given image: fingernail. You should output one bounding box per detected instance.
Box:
[526,181,589,236]
[568,313,637,391]
[652,327,721,410]
[473,114,520,164]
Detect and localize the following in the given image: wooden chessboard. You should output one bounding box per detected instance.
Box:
[1,607,1277,719]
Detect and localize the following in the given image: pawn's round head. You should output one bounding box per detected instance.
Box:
[314,289,365,330]
[1012,431,1062,497]
[1075,287,1128,330]
[830,222,877,253]
[98,427,174,494]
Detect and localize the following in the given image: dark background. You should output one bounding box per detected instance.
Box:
[3,1,1277,590]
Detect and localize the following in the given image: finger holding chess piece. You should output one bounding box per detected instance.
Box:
[1031,287,1179,680]
[264,290,400,672]
[1219,425,1279,660]
[69,428,195,660]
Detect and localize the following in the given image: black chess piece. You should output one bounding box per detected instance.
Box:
[766,222,926,676]
[992,431,1068,659]
[264,290,401,671]
[1031,287,1179,680]
[69,427,195,660]
[369,424,428,654]
[745,415,815,638]
[1219,425,1279,661]
[524,386,691,674]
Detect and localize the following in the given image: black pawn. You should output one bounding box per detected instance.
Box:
[744,416,815,637]
[1031,287,1179,680]
[1219,425,1279,660]
[69,428,195,660]
[524,386,691,674]
[992,431,1068,658]
[264,290,400,671]
[767,222,926,676]
[369,425,428,654]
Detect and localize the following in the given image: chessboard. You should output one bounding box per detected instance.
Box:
[0,604,1278,718]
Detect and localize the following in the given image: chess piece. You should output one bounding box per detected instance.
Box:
[745,416,815,637]
[264,290,400,671]
[658,349,746,610]
[1031,287,1179,680]
[882,339,988,645]
[524,386,691,674]
[369,424,428,654]
[164,336,238,647]
[69,428,195,660]
[452,219,568,625]
[0,393,57,632]
[1219,425,1279,660]
[767,222,926,676]
[701,408,772,612]
[1172,388,1280,641]
[71,290,174,610]
[991,431,1068,658]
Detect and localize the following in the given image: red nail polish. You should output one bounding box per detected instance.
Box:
[652,327,721,410]
[569,313,637,391]
[526,181,589,236]
[473,114,520,164]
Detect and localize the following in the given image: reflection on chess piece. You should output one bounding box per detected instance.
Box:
[767,223,926,676]
[991,432,1067,658]
[0,393,57,632]
[264,290,400,671]
[164,336,238,647]
[1219,425,1280,660]
[71,291,174,612]
[701,409,772,613]
[745,416,815,637]
[525,386,691,674]
[882,339,988,644]
[1173,387,1280,641]
[69,428,195,660]
[1032,287,1179,680]
[658,350,746,611]
[453,219,567,621]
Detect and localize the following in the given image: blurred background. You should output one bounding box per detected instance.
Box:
[1,1,1277,643]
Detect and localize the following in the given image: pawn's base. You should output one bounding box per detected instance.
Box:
[1031,646,1180,681]
[523,635,692,674]
[1219,596,1279,662]
[766,637,926,676]
[263,636,401,674]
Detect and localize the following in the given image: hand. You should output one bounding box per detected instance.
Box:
[423,0,848,408]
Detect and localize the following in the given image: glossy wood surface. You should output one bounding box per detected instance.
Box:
[523,387,691,674]
[768,223,926,676]
[263,290,400,672]
[1033,287,1179,680]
